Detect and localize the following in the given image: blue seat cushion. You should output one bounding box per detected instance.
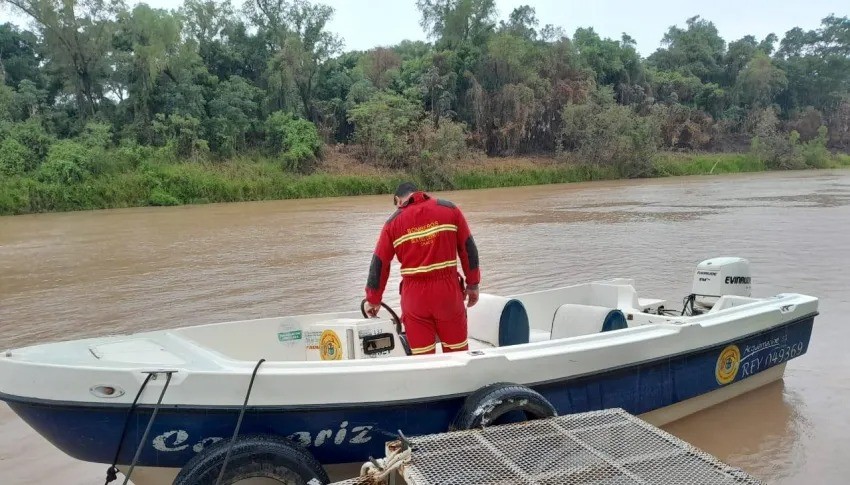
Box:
[498,299,530,346]
[601,309,628,332]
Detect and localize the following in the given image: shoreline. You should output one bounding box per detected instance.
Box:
[2,152,849,217]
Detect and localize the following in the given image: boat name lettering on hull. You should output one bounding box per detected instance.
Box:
[716,332,806,385]
[743,337,782,356]
[152,430,190,452]
[741,342,805,378]
[151,422,372,453]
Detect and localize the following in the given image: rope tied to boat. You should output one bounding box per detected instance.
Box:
[123,371,174,485]
[215,358,266,485]
[358,430,414,484]
[104,372,154,485]
[359,449,413,483]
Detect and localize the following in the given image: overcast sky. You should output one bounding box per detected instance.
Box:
[2,0,847,57]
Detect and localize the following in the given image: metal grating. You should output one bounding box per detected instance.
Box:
[331,408,762,485]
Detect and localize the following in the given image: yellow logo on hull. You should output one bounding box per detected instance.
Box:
[320,330,343,361]
[715,345,741,385]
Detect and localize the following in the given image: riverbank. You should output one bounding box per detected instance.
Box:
[1,152,849,216]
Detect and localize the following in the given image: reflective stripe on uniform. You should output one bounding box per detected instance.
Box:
[410,342,437,354]
[399,259,457,276]
[441,339,468,350]
[393,224,457,248]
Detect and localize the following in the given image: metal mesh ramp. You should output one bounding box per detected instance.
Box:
[331,408,762,485]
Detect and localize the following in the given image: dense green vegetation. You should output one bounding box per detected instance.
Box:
[3,153,848,215]
[1,0,850,215]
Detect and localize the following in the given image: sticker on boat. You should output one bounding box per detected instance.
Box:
[715,345,741,385]
[277,323,303,344]
[320,330,343,360]
[303,330,322,350]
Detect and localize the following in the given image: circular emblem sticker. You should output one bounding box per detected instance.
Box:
[715,345,740,385]
[319,330,343,361]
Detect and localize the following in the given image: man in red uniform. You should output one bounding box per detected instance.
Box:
[364,182,480,355]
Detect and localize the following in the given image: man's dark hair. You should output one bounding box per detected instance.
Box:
[394,182,418,198]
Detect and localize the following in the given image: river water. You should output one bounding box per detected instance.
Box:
[1,170,849,484]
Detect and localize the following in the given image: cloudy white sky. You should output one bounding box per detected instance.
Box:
[2,0,847,57]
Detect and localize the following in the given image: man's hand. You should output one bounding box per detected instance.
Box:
[465,284,479,308]
[365,301,381,317]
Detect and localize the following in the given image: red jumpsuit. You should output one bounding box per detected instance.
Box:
[365,192,480,354]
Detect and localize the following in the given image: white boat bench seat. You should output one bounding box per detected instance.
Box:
[529,329,552,342]
[466,293,629,348]
[466,294,531,348]
[550,304,628,340]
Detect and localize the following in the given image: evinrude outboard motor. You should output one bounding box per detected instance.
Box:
[690,257,752,312]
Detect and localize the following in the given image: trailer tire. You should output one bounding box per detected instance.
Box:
[172,433,329,485]
[449,382,557,431]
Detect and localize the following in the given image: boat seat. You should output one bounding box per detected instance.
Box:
[467,294,530,347]
[468,338,494,350]
[529,329,551,343]
[550,304,628,340]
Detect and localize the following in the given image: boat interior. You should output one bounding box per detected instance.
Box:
[162,278,763,362]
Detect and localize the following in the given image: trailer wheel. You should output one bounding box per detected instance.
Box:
[172,434,329,485]
[450,382,557,431]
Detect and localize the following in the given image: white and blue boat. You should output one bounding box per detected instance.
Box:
[0,257,817,484]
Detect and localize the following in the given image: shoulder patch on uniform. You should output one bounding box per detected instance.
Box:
[466,235,479,270]
[386,209,402,224]
[367,254,382,290]
[436,199,456,209]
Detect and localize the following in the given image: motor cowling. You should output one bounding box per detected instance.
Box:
[691,257,752,310]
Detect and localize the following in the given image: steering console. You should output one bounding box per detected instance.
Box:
[360,299,403,336]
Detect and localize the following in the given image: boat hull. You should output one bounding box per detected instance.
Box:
[108,362,791,485]
[1,314,814,470]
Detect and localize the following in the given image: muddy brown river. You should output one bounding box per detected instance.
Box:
[2,170,850,484]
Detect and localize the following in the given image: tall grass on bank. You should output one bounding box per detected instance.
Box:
[653,153,767,176]
[2,152,849,216]
[0,161,408,215]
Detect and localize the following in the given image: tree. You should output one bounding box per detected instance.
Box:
[348,92,423,166]
[255,0,342,121]
[180,0,234,46]
[775,16,850,113]
[479,33,535,90]
[113,4,184,140]
[735,52,787,108]
[416,0,497,48]
[0,23,42,88]
[361,47,401,89]
[573,28,645,102]
[2,0,121,119]
[500,5,538,40]
[0,3,849,184]
[206,75,263,155]
[420,64,456,127]
[180,0,239,79]
[648,15,726,85]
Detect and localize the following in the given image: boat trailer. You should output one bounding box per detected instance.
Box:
[330,408,763,485]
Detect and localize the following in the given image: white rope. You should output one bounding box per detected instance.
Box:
[359,446,413,483]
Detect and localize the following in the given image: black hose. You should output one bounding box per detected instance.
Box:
[652,294,701,316]
[104,372,154,485]
[215,358,266,485]
[122,371,174,485]
[682,294,697,316]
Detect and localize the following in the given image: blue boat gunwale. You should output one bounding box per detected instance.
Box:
[0,312,818,412]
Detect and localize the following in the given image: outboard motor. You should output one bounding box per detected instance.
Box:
[691,257,752,311]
